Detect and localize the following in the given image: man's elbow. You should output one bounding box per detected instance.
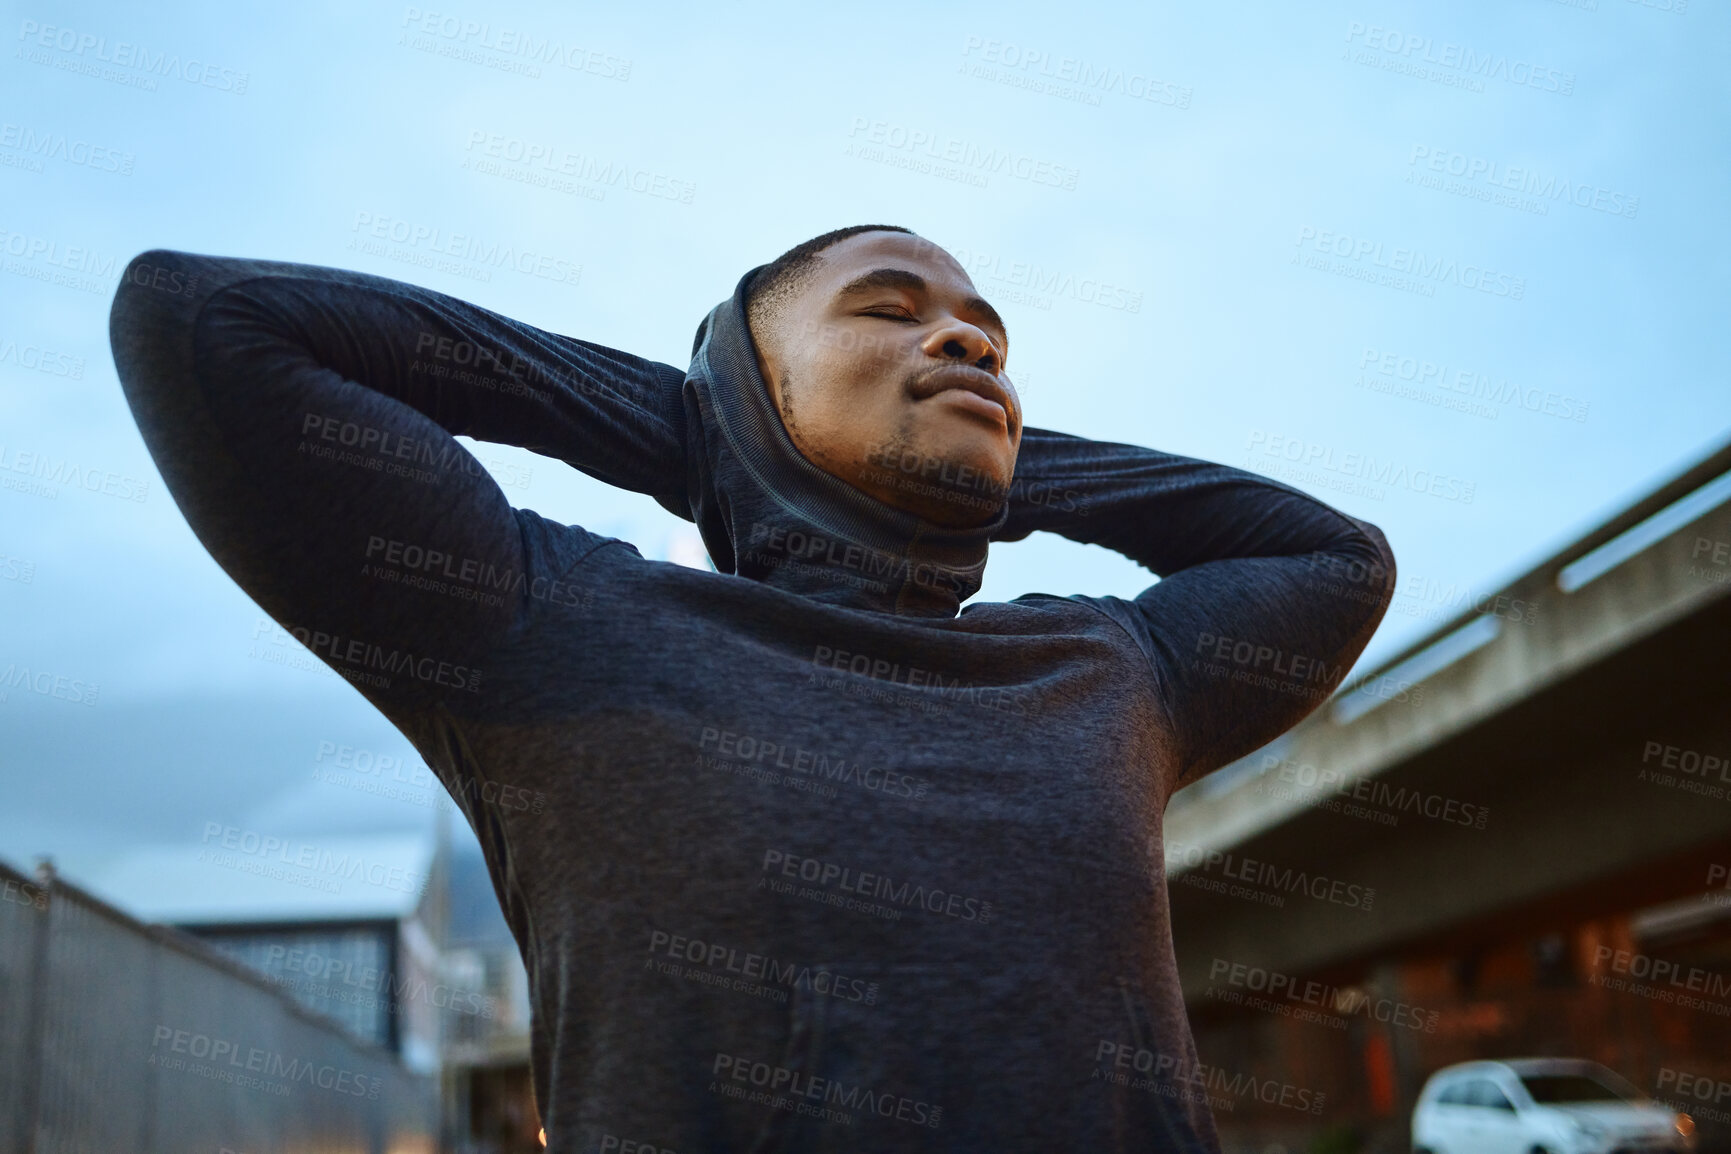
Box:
[115,248,200,302]
[110,249,269,395]
[111,249,209,349]
[114,248,274,322]
[1349,517,1398,609]
[1307,514,1396,622]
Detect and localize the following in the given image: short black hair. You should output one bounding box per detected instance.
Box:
[746,224,914,342]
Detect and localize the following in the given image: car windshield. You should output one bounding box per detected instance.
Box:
[1521,1073,1644,1104]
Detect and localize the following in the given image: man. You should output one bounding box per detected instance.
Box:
[110,225,1395,1152]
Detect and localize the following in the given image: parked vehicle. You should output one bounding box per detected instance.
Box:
[1412,1057,1696,1154]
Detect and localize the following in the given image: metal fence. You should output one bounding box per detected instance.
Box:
[0,857,437,1153]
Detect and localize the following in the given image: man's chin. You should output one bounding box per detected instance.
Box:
[855,439,1013,527]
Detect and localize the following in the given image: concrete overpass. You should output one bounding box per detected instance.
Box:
[1165,437,1731,995]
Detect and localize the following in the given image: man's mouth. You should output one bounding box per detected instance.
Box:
[912,365,1015,426]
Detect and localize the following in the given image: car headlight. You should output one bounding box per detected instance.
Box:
[1676,1113,1696,1138]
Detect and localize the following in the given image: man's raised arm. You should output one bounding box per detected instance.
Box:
[996,427,1397,793]
[109,250,688,708]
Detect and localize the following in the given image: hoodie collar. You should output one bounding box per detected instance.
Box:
[677,267,1004,618]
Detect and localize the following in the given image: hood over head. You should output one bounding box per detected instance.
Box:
[661,266,1007,618]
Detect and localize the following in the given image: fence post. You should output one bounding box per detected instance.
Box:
[18,859,57,1154]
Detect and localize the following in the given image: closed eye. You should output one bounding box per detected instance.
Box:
[860,306,918,321]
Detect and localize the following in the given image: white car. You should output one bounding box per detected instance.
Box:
[1411,1057,1697,1154]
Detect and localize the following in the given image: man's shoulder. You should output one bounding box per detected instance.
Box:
[958,591,1148,637]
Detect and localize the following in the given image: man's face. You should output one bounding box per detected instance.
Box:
[756,231,1022,528]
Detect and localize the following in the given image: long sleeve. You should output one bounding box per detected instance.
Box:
[109,249,688,712]
[996,427,1397,792]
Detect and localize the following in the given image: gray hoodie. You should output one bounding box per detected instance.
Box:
[109,248,1395,1152]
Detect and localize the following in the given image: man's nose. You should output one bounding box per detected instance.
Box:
[922,321,1001,375]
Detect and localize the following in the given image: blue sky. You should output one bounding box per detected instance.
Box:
[2,0,1726,894]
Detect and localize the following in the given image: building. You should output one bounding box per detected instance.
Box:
[0,856,437,1151]
[1166,438,1731,1151]
[87,811,541,1151]
[90,830,448,1072]
[435,833,539,1154]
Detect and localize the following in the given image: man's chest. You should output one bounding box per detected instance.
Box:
[458,600,1177,918]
